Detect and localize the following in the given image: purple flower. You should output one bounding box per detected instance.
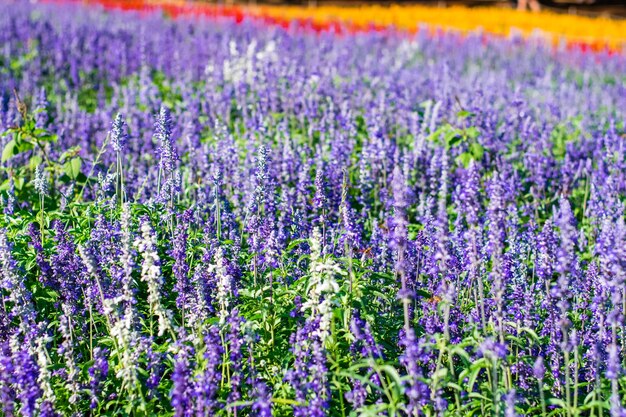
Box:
[171,343,193,417]
[88,347,109,409]
[254,145,270,209]
[194,326,223,414]
[251,381,272,417]
[35,87,49,129]
[155,105,179,175]
[28,223,54,287]
[478,338,508,361]
[504,390,519,417]
[13,348,41,417]
[533,356,545,380]
[399,328,430,414]
[607,344,621,381]
[110,113,128,153]
[145,344,164,397]
[172,210,192,310]
[0,342,16,417]
[286,319,329,417]
[350,311,382,360]
[345,379,367,409]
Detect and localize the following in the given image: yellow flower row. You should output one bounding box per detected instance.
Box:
[136,1,626,49]
[253,4,626,48]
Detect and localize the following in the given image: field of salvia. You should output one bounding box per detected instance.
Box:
[0,1,625,416]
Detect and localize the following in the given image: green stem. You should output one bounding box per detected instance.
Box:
[539,379,547,417]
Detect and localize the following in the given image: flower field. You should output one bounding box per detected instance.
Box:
[0,1,625,416]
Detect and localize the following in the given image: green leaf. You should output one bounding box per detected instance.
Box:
[467,358,490,391]
[446,382,464,392]
[17,141,34,154]
[63,157,82,179]
[60,146,82,162]
[456,152,473,168]
[432,367,448,381]
[378,365,404,400]
[29,155,43,170]
[465,127,480,140]
[38,134,58,143]
[2,139,17,162]
[469,142,484,159]
[450,346,472,365]
[0,179,11,192]
[457,110,475,119]
[14,176,24,190]
[445,130,463,148]
[468,392,490,402]
[579,400,609,411]
[547,398,568,408]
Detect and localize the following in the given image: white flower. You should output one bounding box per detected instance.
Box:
[208,246,232,324]
[303,228,346,344]
[135,220,175,337]
[35,335,56,404]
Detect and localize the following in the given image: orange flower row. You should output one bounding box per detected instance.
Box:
[46,0,626,53]
[256,4,626,50]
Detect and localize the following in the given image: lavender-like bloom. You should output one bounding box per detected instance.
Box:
[350,311,382,360]
[286,319,329,417]
[171,344,193,417]
[50,221,83,313]
[110,113,128,153]
[345,379,367,410]
[155,105,178,174]
[12,348,42,417]
[0,342,16,417]
[552,197,578,310]
[459,162,481,226]
[339,170,361,251]
[172,210,191,310]
[504,390,519,417]
[533,356,545,380]
[610,394,626,417]
[58,304,81,405]
[486,173,507,337]
[478,338,508,361]
[34,87,49,129]
[226,310,245,411]
[88,347,109,409]
[606,343,621,381]
[39,400,59,417]
[0,230,36,332]
[145,345,164,397]
[302,228,343,343]
[28,223,53,287]
[194,326,223,414]
[34,335,56,410]
[254,145,270,209]
[33,165,48,196]
[210,246,234,324]
[251,381,272,417]
[391,165,411,331]
[399,328,430,414]
[3,179,15,216]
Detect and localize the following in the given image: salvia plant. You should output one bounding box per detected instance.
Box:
[0,2,625,417]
